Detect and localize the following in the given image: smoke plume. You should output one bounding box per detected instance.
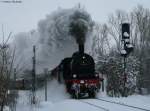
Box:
[11,7,94,74]
[69,10,93,45]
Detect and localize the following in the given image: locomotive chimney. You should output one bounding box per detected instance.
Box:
[79,44,84,54]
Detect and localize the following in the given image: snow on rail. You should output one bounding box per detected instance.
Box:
[96,98,150,111]
[80,100,109,111]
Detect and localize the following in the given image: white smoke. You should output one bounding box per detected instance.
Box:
[36,79,70,103]
[11,7,94,74]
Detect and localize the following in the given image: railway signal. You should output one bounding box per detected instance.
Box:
[121,23,133,57]
[121,23,134,97]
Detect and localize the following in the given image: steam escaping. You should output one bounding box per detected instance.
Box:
[69,10,93,45]
[36,79,70,102]
[11,7,94,74]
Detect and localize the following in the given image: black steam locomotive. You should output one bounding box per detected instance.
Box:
[51,45,103,98]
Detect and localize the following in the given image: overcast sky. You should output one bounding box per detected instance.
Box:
[0,0,150,35]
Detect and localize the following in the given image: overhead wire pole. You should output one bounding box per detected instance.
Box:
[32,45,36,104]
[44,68,48,101]
[13,68,17,111]
[14,68,16,89]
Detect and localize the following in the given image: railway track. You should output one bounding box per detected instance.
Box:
[79,100,109,111]
[96,98,150,111]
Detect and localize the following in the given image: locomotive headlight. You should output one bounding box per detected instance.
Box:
[80,80,84,83]
[82,56,86,59]
[73,74,77,78]
[85,83,88,87]
[95,74,98,77]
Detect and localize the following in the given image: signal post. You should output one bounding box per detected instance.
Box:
[121,23,133,97]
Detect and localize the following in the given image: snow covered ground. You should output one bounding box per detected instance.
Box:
[15,80,150,111]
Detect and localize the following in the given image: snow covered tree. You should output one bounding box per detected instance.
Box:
[130,5,150,93]
[108,10,129,52]
[100,6,150,95]
[125,56,140,95]
[96,50,140,97]
[91,23,110,62]
[0,29,16,111]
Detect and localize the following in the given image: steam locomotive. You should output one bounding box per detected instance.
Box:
[51,44,103,98]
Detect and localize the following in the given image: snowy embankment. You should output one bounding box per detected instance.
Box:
[38,100,104,111]
[16,79,150,111]
[37,94,150,111]
[16,80,70,111]
[97,94,150,110]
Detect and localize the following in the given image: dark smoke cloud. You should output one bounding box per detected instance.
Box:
[69,10,93,45]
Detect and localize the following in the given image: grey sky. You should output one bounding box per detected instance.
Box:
[0,0,150,35]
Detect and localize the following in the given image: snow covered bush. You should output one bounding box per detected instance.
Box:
[96,54,140,97]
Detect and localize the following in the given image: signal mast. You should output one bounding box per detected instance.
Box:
[121,23,134,97]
